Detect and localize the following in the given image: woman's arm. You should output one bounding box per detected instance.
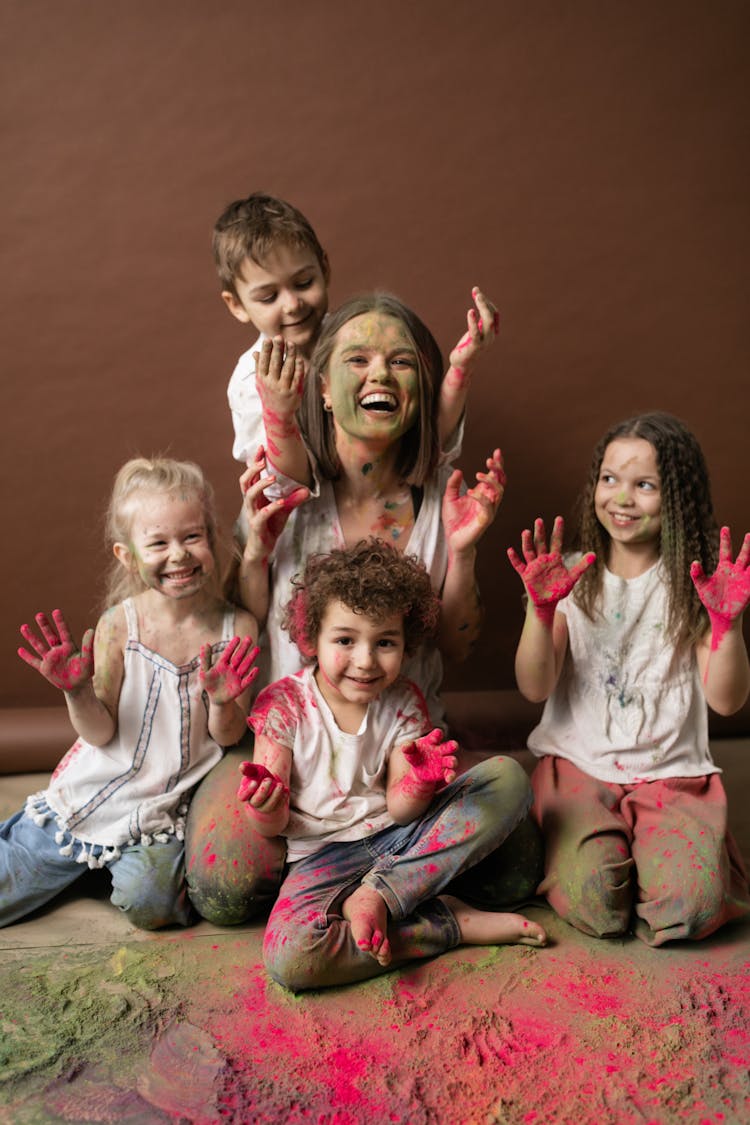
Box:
[438,448,505,662]
[236,447,310,624]
[438,288,499,447]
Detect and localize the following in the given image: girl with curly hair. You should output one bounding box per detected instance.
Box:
[508,411,750,945]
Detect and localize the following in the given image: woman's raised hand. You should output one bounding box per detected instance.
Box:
[199,635,260,704]
[442,447,506,552]
[447,287,500,376]
[240,446,310,562]
[507,517,595,626]
[691,526,750,645]
[18,609,94,692]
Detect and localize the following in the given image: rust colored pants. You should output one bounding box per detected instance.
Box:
[531,755,750,945]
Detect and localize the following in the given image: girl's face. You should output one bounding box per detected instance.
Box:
[320,313,420,446]
[314,599,405,714]
[114,491,215,599]
[594,438,662,551]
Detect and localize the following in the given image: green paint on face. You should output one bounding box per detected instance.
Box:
[362,463,373,475]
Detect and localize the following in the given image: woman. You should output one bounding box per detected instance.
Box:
[185,293,541,925]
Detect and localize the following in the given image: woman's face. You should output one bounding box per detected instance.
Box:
[321,312,420,445]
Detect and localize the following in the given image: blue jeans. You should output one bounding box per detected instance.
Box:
[0,803,193,930]
[263,756,532,991]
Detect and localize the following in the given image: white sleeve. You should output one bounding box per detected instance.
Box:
[226,335,268,463]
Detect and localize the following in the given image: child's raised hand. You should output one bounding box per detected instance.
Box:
[240,446,310,562]
[402,728,458,792]
[691,526,750,645]
[18,610,94,692]
[507,517,596,626]
[199,635,260,704]
[447,287,500,378]
[237,761,289,809]
[254,336,305,429]
[442,448,506,553]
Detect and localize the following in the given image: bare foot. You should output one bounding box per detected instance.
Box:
[440,894,547,947]
[342,884,392,965]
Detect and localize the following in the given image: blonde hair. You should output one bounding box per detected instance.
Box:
[103,457,221,607]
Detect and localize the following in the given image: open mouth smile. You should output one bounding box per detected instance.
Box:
[359,392,398,414]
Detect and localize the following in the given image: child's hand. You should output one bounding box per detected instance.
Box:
[447,287,500,379]
[237,761,289,809]
[200,636,260,704]
[442,448,506,553]
[240,446,310,562]
[507,517,595,627]
[18,610,94,692]
[402,728,458,792]
[255,336,305,431]
[691,526,750,645]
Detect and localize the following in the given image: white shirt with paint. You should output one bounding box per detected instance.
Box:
[249,666,432,861]
[528,560,718,784]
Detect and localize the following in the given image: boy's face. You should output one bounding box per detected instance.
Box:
[314,600,405,715]
[222,244,329,359]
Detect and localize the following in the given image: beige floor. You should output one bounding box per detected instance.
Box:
[1,742,749,1125]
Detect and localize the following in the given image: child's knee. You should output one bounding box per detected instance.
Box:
[473,755,533,815]
[636,874,732,946]
[545,850,635,938]
[263,924,323,991]
[185,837,286,926]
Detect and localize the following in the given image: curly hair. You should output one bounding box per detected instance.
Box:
[283,539,440,663]
[103,457,223,608]
[298,292,443,487]
[572,411,718,649]
[212,192,327,297]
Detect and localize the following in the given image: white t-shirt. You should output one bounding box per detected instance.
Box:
[528,560,717,784]
[249,666,432,861]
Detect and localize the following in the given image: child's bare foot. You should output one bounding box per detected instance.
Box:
[440,894,547,947]
[342,884,392,965]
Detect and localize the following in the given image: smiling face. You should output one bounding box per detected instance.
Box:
[114,490,215,600]
[314,600,405,724]
[594,437,662,560]
[222,243,329,358]
[320,313,420,448]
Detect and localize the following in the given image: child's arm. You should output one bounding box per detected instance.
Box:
[18,607,124,746]
[255,336,312,487]
[439,288,500,448]
[692,526,750,715]
[386,728,458,825]
[236,737,291,837]
[438,448,505,661]
[199,626,261,746]
[508,517,596,702]
[237,446,310,623]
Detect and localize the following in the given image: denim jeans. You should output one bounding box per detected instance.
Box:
[262,756,532,991]
[0,802,193,930]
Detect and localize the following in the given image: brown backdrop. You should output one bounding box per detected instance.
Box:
[1,1,748,730]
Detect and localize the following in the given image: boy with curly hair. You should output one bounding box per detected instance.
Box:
[237,539,546,991]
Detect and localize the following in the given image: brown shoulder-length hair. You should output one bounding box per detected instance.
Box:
[298,293,443,486]
[572,411,718,649]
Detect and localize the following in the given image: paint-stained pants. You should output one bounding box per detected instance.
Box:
[262,756,532,991]
[184,738,544,926]
[0,804,192,930]
[531,755,750,945]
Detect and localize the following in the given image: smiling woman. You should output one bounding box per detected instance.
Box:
[183,293,543,928]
